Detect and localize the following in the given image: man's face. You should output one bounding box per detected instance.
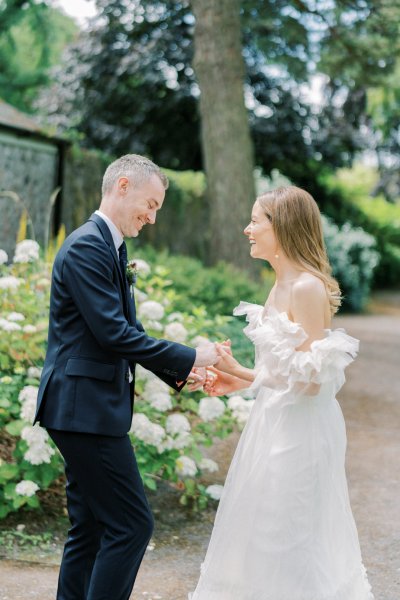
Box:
[117,173,165,238]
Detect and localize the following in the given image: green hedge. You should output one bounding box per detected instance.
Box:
[314,166,400,288]
[127,243,270,317]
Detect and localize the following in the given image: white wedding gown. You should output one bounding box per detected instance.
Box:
[189,302,374,600]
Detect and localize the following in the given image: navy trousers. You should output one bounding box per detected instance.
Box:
[47,429,154,600]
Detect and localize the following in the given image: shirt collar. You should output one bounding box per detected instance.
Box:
[94,210,124,253]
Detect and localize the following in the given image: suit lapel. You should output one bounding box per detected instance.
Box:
[88,213,130,319]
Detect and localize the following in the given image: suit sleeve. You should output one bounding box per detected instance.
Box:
[132,301,189,390]
[62,235,196,381]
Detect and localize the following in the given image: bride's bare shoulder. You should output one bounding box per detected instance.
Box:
[291,273,326,304]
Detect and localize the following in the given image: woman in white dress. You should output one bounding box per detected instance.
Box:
[189,186,374,600]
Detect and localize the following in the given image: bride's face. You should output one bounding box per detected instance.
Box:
[244,201,278,261]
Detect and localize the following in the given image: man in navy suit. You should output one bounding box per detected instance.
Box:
[34,154,218,600]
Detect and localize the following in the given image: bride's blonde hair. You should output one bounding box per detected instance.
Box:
[257,186,341,315]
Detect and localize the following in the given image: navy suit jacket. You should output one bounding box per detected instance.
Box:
[34,213,196,436]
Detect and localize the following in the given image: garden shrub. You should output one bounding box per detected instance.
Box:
[322,216,380,312]
[0,241,256,519]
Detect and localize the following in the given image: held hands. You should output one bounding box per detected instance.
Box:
[214,341,241,376]
[203,366,241,396]
[187,367,207,392]
[188,340,241,394]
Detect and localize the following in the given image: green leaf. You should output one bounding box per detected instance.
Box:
[143,477,157,491]
[26,495,40,508]
[0,504,11,518]
[0,463,19,482]
[5,419,25,436]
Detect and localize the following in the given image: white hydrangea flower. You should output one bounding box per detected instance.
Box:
[227,395,246,411]
[166,413,191,436]
[21,424,55,465]
[167,311,184,322]
[157,435,175,454]
[7,312,25,321]
[191,335,210,347]
[13,239,40,263]
[134,289,148,303]
[228,395,255,425]
[144,378,170,397]
[171,431,192,450]
[20,397,37,423]
[27,366,42,379]
[139,300,165,321]
[0,249,8,264]
[23,325,37,333]
[130,413,166,447]
[198,396,225,422]
[164,322,188,343]
[175,456,197,478]
[0,319,22,332]
[147,320,163,331]
[19,385,38,422]
[133,259,151,275]
[15,480,39,497]
[206,484,224,501]
[148,392,172,412]
[199,458,219,473]
[0,276,23,290]
[135,364,155,381]
[18,385,38,404]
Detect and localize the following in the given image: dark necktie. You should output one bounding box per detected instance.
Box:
[118,241,128,279]
[118,241,133,324]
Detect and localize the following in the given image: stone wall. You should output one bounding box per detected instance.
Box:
[0,129,59,258]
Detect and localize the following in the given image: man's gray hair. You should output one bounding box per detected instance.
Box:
[102,154,169,196]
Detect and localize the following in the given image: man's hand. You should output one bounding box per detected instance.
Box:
[187,367,207,392]
[194,342,219,368]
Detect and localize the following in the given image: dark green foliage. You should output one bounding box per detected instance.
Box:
[314,172,400,288]
[127,243,270,317]
[38,0,400,183]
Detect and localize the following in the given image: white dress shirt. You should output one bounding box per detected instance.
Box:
[95,210,124,253]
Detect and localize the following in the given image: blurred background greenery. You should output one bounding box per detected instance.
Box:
[1,0,400,312]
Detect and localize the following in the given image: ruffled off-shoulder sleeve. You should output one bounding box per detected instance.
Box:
[273,329,359,389]
[233,302,359,396]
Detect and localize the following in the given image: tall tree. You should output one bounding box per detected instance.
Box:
[191,0,255,267]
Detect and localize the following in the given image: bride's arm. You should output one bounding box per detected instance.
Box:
[204,366,251,396]
[291,278,328,351]
[214,346,256,382]
[290,279,329,395]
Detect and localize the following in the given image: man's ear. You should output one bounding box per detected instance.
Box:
[117,177,129,194]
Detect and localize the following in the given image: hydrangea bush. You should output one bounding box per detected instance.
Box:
[0,241,253,518]
[322,216,380,312]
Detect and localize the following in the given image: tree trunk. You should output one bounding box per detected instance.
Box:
[191,0,256,270]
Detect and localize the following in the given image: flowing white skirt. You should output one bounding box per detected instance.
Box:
[189,384,374,600]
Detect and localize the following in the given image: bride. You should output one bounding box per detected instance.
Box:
[189,186,374,600]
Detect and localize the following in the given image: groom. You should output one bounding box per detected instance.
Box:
[34,154,217,600]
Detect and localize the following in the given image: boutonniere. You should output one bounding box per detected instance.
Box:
[126,260,138,286]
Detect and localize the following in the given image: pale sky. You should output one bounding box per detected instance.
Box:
[55,0,97,25]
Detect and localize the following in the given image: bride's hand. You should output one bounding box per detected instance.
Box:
[204,366,240,396]
[214,343,241,376]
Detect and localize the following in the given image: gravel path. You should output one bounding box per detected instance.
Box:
[1,309,399,600]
